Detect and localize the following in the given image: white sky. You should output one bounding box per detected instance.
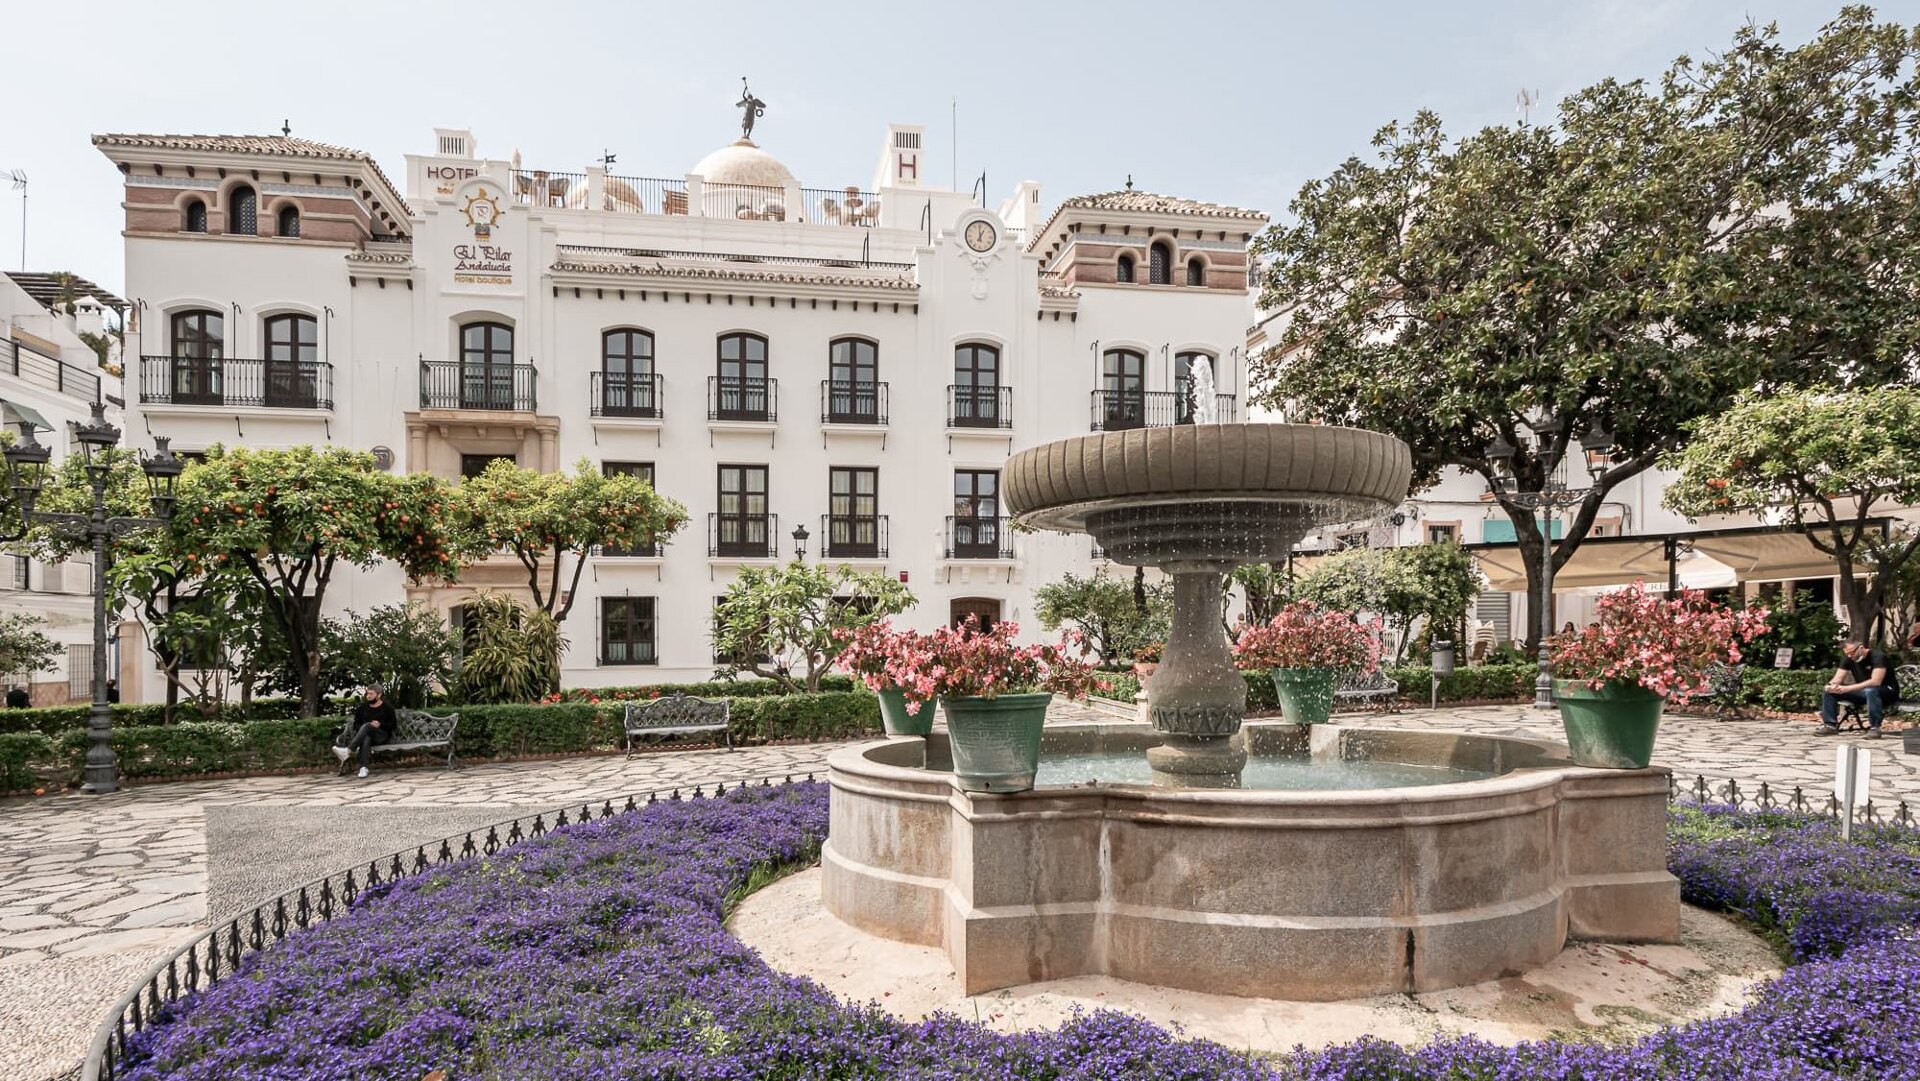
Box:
[0,0,1876,296]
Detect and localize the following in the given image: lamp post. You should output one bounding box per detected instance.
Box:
[1484,420,1612,710]
[791,522,809,562]
[4,403,180,794]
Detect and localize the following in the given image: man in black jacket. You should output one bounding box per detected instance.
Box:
[334,685,398,777]
[1817,638,1900,739]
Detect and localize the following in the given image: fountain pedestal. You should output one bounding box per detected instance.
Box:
[1142,567,1247,786]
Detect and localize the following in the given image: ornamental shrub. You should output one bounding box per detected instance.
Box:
[1551,583,1769,697]
[0,732,55,790]
[1233,602,1382,671]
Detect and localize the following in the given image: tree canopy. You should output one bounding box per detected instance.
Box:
[1034,568,1172,666]
[1251,9,1920,647]
[711,561,914,692]
[1291,543,1479,661]
[0,612,60,680]
[1665,387,1920,638]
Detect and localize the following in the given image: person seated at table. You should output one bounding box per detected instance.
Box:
[1817,637,1899,739]
[334,684,398,777]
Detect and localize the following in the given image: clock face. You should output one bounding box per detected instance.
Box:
[964,220,997,252]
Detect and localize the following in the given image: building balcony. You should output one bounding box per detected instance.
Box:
[709,511,778,559]
[947,385,1011,429]
[820,380,887,425]
[591,539,661,559]
[1089,389,1240,431]
[419,361,537,412]
[590,372,663,419]
[7,338,101,403]
[820,514,888,560]
[945,515,1013,560]
[708,376,776,423]
[138,355,331,410]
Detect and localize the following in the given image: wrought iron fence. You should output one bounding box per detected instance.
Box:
[1667,771,1915,828]
[799,187,880,226]
[820,380,886,424]
[420,360,537,411]
[708,376,776,421]
[708,511,778,558]
[80,772,819,1081]
[5,336,101,402]
[510,169,587,208]
[590,371,663,418]
[947,385,1011,429]
[1088,389,1239,431]
[602,175,688,215]
[946,515,1013,559]
[821,514,888,559]
[705,182,788,221]
[138,356,332,410]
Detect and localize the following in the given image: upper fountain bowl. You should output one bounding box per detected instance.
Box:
[1004,423,1413,566]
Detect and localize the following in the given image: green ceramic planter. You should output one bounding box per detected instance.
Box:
[1554,679,1665,769]
[1269,667,1338,725]
[877,685,933,737]
[940,692,1052,792]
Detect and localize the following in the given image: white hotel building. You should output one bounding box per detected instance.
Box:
[96,122,1267,691]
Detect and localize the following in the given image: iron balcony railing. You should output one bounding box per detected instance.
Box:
[946,515,1013,559]
[420,360,537,412]
[592,536,661,558]
[708,376,776,422]
[7,337,102,401]
[706,181,788,221]
[821,514,888,559]
[799,186,880,226]
[590,372,663,419]
[138,355,332,410]
[603,174,689,215]
[510,169,587,208]
[1088,389,1240,431]
[708,511,778,558]
[820,380,887,425]
[947,385,1012,429]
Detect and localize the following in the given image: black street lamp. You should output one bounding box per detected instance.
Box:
[791,522,810,561]
[4,403,180,793]
[1484,419,1612,710]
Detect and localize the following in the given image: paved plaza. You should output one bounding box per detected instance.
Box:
[1,702,1913,1081]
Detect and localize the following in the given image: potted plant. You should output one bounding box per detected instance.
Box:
[1550,582,1769,768]
[1233,602,1381,725]
[891,619,1100,792]
[835,620,930,736]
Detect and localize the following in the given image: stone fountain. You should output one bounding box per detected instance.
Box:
[1003,422,1412,785]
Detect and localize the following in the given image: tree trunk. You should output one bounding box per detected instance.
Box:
[1837,566,1879,645]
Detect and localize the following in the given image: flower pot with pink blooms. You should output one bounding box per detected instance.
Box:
[834,621,933,736]
[1549,583,1768,769]
[1233,602,1382,726]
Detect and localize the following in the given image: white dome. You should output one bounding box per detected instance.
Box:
[691,139,797,187]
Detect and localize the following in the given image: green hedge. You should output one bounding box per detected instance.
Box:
[0,732,56,789]
[1737,669,1833,714]
[551,675,856,702]
[0,696,330,736]
[1094,664,1538,710]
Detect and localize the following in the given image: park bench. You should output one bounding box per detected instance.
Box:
[624,693,733,756]
[336,709,460,769]
[1686,661,1746,720]
[1837,663,1920,735]
[1334,668,1399,712]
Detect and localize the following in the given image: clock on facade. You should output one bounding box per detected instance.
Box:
[964,219,997,253]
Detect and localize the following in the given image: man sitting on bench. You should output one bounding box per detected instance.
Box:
[335,684,398,777]
[1817,637,1899,740]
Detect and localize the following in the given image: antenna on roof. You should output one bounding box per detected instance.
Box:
[2,169,25,270]
[1515,89,1539,126]
[597,149,618,167]
[282,119,292,137]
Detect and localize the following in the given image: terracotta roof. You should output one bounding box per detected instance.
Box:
[92,133,411,235]
[5,271,128,311]
[1054,190,1266,220]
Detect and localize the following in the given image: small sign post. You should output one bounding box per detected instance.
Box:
[1774,647,1794,669]
[1834,745,1872,841]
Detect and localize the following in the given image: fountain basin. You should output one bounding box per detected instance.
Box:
[822,724,1679,1001]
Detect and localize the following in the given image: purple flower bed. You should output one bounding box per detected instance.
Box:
[120,790,1920,1080]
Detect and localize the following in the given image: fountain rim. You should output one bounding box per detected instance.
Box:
[1009,490,1399,535]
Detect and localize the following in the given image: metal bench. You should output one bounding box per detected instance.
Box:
[1837,663,1920,733]
[1334,669,1400,711]
[1687,661,1746,719]
[337,709,460,768]
[624,693,732,756]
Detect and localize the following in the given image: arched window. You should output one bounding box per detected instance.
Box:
[277,205,300,238]
[952,343,1002,427]
[168,310,224,405]
[601,328,657,417]
[1149,242,1173,285]
[714,332,770,420]
[1115,253,1136,284]
[263,314,319,408]
[459,321,515,409]
[228,185,257,236]
[183,199,208,233]
[1186,256,1205,287]
[1099,349,1147,430]
[827,338,880,423]
[1175,351,1216,424]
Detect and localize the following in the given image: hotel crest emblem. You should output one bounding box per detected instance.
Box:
[461,189,502,241]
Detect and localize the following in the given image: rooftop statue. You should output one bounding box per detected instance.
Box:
[736,78,766,141]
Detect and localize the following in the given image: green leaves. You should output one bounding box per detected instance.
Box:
[0,613,60,678]
[1033,569,1171,665]
[712,561,915,691]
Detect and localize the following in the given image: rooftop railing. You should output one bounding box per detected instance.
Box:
[5,337,101,402]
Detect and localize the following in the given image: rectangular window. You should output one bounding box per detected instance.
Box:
[12,556,27,591]
[950,470,1004,558]
[1426,524,1459,544]
[601,462,658,556]
[716,464,770,557]
[601,597,657,665]
[461,453,515,479]
[828,467,880,558]
[67,644,91,699]
[1334,531,1370,550]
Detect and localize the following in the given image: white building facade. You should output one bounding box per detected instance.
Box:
[97,123,1266,694]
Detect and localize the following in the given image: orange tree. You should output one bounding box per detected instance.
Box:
[165,447,472,716]
[458,458,688,624]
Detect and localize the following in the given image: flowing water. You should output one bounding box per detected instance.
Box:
[932,751,1496,790]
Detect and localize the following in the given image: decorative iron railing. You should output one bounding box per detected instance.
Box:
[705,182,788,221]
[799,187,880,226]
[1088,389,1239,431]
[510,169,587,208]
[708,376,776,422]
[79,773,821,1081]
[946,515,1013,559]
[420,360,537,412]
[947,385,1011,429]
[708,511,778,558]
[601,175,689,215]
[820,380,886,425]
[590,372,663,419]
[820,514,888,559]
[138,356,332,410]
[7,337,102,401]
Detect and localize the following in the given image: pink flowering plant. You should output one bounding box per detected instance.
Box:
[1233,601,1383,672]
[1550,581,1770,697]
[839,618,1101,715]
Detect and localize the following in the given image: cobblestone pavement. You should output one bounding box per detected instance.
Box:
[0,697,1906,1081]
